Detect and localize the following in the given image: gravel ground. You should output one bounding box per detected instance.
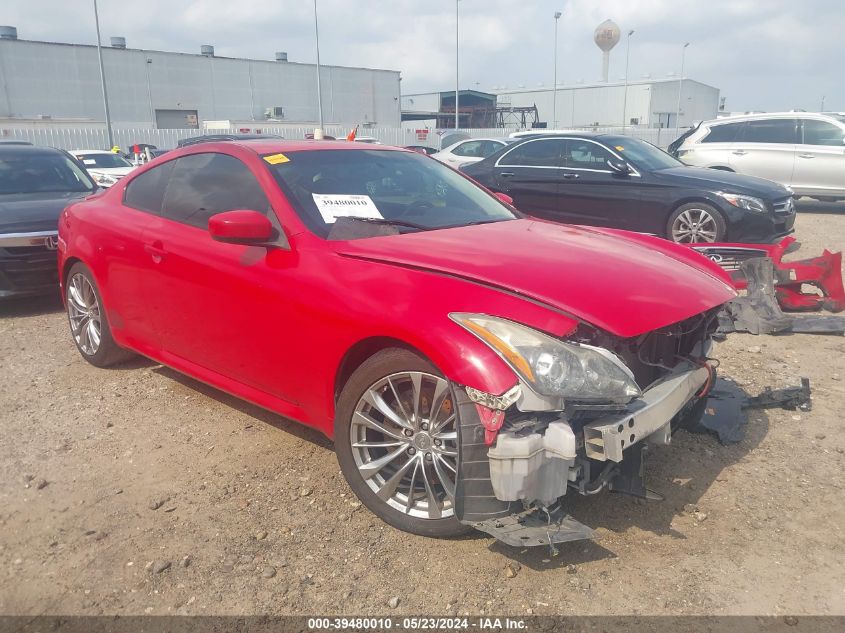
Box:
[0,205,843,617]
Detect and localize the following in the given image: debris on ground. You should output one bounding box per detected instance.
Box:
[692,377,812,444]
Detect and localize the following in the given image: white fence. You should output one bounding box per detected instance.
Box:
[1,124,677,152]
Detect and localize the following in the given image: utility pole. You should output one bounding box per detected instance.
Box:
[313,0,325,137]
[455,0,460,130]
[93,0,114,148]
[676,42,690,133]
[622,29,634,132]
[553,11,562,128]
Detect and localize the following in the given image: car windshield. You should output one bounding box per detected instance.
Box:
[0,152,96,195]
[266,149,518,238]
[602,136,683,171]
[75,153,133,169]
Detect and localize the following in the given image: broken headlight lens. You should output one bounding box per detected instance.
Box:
[450,313,641,403]
[716,191,767,213]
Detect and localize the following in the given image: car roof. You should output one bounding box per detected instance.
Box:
[197,139,407,154]
[0,144,66,156]
[70,149,113,154]
[704,112,845,126]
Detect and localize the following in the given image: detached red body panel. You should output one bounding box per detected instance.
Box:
[692,236,845,313]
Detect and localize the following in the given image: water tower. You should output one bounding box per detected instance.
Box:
[594,19,621,82]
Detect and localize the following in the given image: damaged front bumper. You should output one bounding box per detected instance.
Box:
[692,237,845,313]
[455,363,712,548]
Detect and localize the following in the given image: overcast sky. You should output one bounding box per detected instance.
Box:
[2,0,842,112]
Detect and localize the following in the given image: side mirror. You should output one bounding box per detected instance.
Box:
[208,210,273,245]
[494,192,514,206]
[607,158,632,175]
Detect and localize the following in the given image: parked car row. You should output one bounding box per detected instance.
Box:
[56,138,736,543]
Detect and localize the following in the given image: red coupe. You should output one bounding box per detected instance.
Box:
[58,140,736,545]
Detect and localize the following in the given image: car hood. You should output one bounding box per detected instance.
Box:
[655,166,789,199]
[0,191,91,234]
[88,166,134,177]
[335,219,736,338]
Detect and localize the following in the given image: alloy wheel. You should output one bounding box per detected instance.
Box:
[671,208,719,243]
[67,273,102,355]
[350,371,458,520]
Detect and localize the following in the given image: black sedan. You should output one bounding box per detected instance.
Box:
[462,133,795,243]
[0,145,96,298]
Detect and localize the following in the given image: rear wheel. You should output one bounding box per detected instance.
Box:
[335,348,470,538]
[66,262,134,367]
[667,202,726,243]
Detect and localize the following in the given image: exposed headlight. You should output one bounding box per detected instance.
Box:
[716,191,767,213]
[450,313,641,404]
[94,174,117,186]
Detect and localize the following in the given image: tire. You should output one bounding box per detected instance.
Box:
[65,262,134,367]
[334,348,471,538]
[667,202,727,243]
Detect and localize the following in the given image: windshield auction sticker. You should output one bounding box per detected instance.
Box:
[312,194,383,223]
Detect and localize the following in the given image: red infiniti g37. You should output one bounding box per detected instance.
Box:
[58,140,736,545]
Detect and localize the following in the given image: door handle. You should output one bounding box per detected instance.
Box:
[144,241,166,263]
[499,172,515,177]
[562,173,580,179]
[798,153,815,159]
[732,150,747,156]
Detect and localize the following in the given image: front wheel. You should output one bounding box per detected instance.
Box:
[65,262,134,367]
[334,348,470,538]
[667,202,726,243]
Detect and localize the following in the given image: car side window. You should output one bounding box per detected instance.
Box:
[802,120,845,146]
[499,139,564,167]
[452,141,484,157]
[562,141,614,170]
[123,160,176,215]
[738,119,799,144]
[702,122,744,143]
[161,153,270,230]
[480,141,504,157]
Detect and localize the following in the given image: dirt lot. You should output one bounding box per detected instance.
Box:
[1,206,844,617]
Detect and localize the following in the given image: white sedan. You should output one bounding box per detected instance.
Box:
[432,138,513,168]
[71,150,136,188]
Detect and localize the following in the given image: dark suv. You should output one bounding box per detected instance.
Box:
[0,145,96,298]
[462,133,795,243]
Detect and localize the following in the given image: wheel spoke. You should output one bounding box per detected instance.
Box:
[431,414,456,436]
[420,460,442,519]
[405,459,420,513]
[434,429,457,441]
[78,318,91,351]
[358,443,409,479]
[352,439,407,449]
[68,283,86,311]
[87,320,101,349]
[409,372,423,427]
[435,447,458,458]
[429,379,449,424]
[363,388,413,431]
[375,455,416,501]
[386,376,411,422]
[352,410,406,441]
[432,454,456,499]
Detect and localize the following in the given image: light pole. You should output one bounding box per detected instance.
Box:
[455,0,460,130]
[676,42,690,133]
[313,0,325,137]
[92,0,114,148]
[553,11,562,129]
[621,29,634,132]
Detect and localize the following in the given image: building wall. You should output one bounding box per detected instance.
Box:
[0,39,401,127]
[649,80,720,128]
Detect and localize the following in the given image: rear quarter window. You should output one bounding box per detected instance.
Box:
[123,160,176,214]
[701,122,744,143]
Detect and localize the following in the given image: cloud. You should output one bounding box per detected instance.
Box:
[2,0,842,111]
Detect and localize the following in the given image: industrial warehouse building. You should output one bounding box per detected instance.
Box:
[402,78,720,130]
[0,28,401,129]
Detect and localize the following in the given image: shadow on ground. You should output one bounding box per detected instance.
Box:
[0,293,63,317]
